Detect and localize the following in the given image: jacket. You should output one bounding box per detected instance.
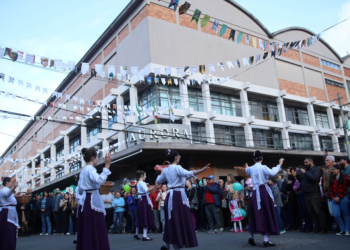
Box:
[270,184,283,207]
[297,166,322,196]
[112,197,125,213]
[127,195,138,211]
[34,199,41,213]
[17,203,31,222]
[329,174,350,199]
[52,194,64,211]
[40,197,52,217]
[203,182,220,207]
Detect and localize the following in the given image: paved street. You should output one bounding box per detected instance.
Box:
[17,230,350,250]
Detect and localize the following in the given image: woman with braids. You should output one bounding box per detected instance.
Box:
[0,177,21,250]
[133,170,157,241]
[156,149,210,250]
[76,148,112,250]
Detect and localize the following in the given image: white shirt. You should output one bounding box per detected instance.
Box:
[77,165,111,215]
[0,186,17,206]
[136,181,153,207]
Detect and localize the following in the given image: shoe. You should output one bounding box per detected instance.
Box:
[66,233,70,235]
[230,228,234,232]
[285,226,292,231]
[73,240,77,244]
[345,231,350,236]
[214,229,220,234]
[40,233,44,236]
[160,246,169,250]
[142,237,153,241]
[207,230,214,234]
[240,229,243,233]
[134,235,140,240]
[220,228,224,232]
[263,241,276,247]
[234,230,238,233]
[248,238,256,246]
[336,231,345,236]
[280,230,286,234]
[46,233,49,236]
[319,230,327,235]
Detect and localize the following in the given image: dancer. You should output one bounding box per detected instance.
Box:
[0,177,20,250]
[229,189,243,233]
[156,149,210,250]
[134,170,157,241]
[76,148,112,250]
[245,150,284,247]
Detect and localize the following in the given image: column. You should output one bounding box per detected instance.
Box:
[64,135,70,175]
[307,103,321,151]
[327,106,339,152]
[277,96,290,149]
[117,94,126,151]
[50,144,56,181]
[31,159,35,189]
[240,89,253,147]
[81,122,87,147]
[40,152,45,185]
[129,85,138,110]
[202,83,214,144]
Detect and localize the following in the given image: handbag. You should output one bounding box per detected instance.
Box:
[221,199,227,209]
[189,187,198,210]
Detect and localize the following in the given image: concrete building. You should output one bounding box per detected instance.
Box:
[1,0,350,192]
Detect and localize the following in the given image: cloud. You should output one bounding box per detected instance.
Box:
[322,0,350,58]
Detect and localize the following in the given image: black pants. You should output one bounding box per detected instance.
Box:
[53,211,62,233]
[305,194,326,231]
[61,211,70,234]
[105,208,113,231]
[33,212,41,234]
[322,200,334,230]
[71,216,77,233]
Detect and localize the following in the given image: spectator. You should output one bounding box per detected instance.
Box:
[150,185,161,233]
[157,184,168,231]
[229,181,241,232]
[52,188,63,234]
[276,175,283,190]
[49,192,55,232]
[322,156,336,231]
[112,192,125,234]
[33,194,42,235]
[198,178,208,231]
[339,156,350,195]
[59,193,71,235]
[329,164,350,236]
[186,179,197,230]
[286,168,300,231]
[127,187,138,234]
[123,192,131,233]
[100,191,114,232]
[268,177,285,234]
[17,199,31,237]
[298,157,326,234]
[70,193,78,234]
[40,191,52,235]
[218,179,225,232]
[26,188,36,235]
[203,175,220,234]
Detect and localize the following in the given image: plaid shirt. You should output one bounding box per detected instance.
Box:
[329,176,350,199]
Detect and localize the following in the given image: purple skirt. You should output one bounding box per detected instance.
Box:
[135,196,155,228]
[0,208,17,250]
[163,191,198,249]
[76,193,110,250]
[249,186,280,236]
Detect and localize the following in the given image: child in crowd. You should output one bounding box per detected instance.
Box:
[268,177,285,234]
[229,191,243,233]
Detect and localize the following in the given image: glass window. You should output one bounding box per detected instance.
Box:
[56,145,64,160]
[347,81,350,93]
[158,85,181,109]
[69,134,80,154]
[214,125,245,147]
[191,123,207,144]
[319,136,334,152]
[325,79,344,89]
[211,91,242,117]
[249,101,279,122]
[108,116,118,129]
[138,85,157,110]
[334,114,340,129]
[289,133,313,150]
[321,59,341,70]
[338,138,346,152]
[70,161,82,172]
[315,112,329,129]
[188,87,204,112]
[252,129,282,149]
[285,106,309,126]
[87,120,102,143]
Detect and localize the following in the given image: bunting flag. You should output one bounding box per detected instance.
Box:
[226,61,234,69]
[228,29,235,42]
[263,52,269,59]
[208,64,215,73]
[252,37,257,48]
[199,65,205,74]
[219,24,228,37]
[154,77,159,84]
[271,51,276,57]
[246,35,250,45]
[167,78,172,85]
[152,101,158,124]
[211,20,219,34]
[201,14,210,28]
[136,105,142,125]
[237,32,243,44]
[179,1,191,15]
[168,99,175,122]
[264,40,268,51]
[191,9,201,24]
[168,0,179,11]
[256,54,261,62]
[249,56,254,65]
[234,60,241,68]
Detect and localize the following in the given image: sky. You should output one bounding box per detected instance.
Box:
[0,0,349,156]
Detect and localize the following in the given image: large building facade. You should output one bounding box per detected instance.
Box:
[2,0,350,192]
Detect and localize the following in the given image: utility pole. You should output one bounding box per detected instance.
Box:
[338,93,350,157]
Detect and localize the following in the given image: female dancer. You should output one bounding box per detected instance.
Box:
[0,177,20,250]
[134,170,156,241]
[156,149,210,250]
[76,148,112,250]
[245,150,284,247]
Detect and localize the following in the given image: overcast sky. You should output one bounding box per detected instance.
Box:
[0,0,349,156]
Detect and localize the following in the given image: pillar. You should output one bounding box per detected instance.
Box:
[64,135,69,175]
[277,96,290,149]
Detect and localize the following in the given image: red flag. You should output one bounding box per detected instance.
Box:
[50,102,53,107]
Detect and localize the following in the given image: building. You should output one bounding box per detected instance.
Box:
[1,0,350,192]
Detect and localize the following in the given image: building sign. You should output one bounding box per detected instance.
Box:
[126,124,191,147]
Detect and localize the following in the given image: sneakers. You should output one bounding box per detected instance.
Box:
[230,228,234,232]
[220,228,224,232]
[346,231,350,236]
[66,233,70,235]
[214,229,221,234]
[280,230,286,234]
[336,231,345,236]
[240,229,243,233]
[40,233,44,236]
[234,230,238,233]
[46,233,49,236]
[207,230,214,234]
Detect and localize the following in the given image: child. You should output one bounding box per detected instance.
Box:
[229,190,244,233]
[268,177,285,234]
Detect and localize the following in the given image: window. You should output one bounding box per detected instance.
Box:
[69,134,80,154]
[211,92,242,117]
[285,106,309,126]
[321,59,341,70]
[109,139,118,155]
[315,112,329,129]
[347,80,350,93]
[214,125,245,147]
[43,151,50,167]
[319,136,334,152]
[325,79,344,89]
[338,138,346,152]
[56,171,64,179]
[289,133,313,151]
[159,85,181,109]
[191,123,207,144]
[249,101,279,122]
[138,85,157,109]
[188,88,204,112]
[334,114,340,129]
[70,161,82,172]
[87,120,102,143]
[252,129,283,149]
[108,116,118,129]
[56,145,64,160]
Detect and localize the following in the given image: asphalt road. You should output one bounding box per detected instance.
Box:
[16,230,350,250]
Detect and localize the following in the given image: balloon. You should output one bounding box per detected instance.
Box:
[240,208,247,218]
[123,184,130,193]
[233,183,243,191]
[199,181,202,186]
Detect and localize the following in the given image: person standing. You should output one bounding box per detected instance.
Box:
[297,157,326,234]
[245,150,284,247]
[322,155,335,232]
[17,196,31,237]
[156,149,210,250]
[70,193,78,234]
[34,194,42,234]
[134,170,156,241]
[329,164,350,235]
[229,189,244,233]
[150,185,161,233]
[127,187,138,234]
[268,177,285,234]
[26,187,37,235]
[60,193,71,235]
[157,184,168,231]
[218,179,225,232]
[186,179,197,229]
[52,188,63,234]
[100,191,114,232]
[76,148,112,250]
[112,192,125,234]
[339,156,350,196]
[203,175,221,234]
[123,191,131,233]
[39,191,52,235]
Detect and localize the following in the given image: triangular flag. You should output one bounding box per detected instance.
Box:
[168,0,179,11]
[191,9,201,24]
[219,24,228,37]
[252,37,257,48]
[201,14,210,28]
[211,20,219,34]
[228,29,235,42]
[237,32,243,44]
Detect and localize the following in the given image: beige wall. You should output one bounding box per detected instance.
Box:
[305,68,324,89]
[276,60,304,84]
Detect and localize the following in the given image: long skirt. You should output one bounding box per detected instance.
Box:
[163,191,198,249]
[249,186,280,236]
[135,197,155,228]
[0,208,17,250]
[76,193,110,250]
